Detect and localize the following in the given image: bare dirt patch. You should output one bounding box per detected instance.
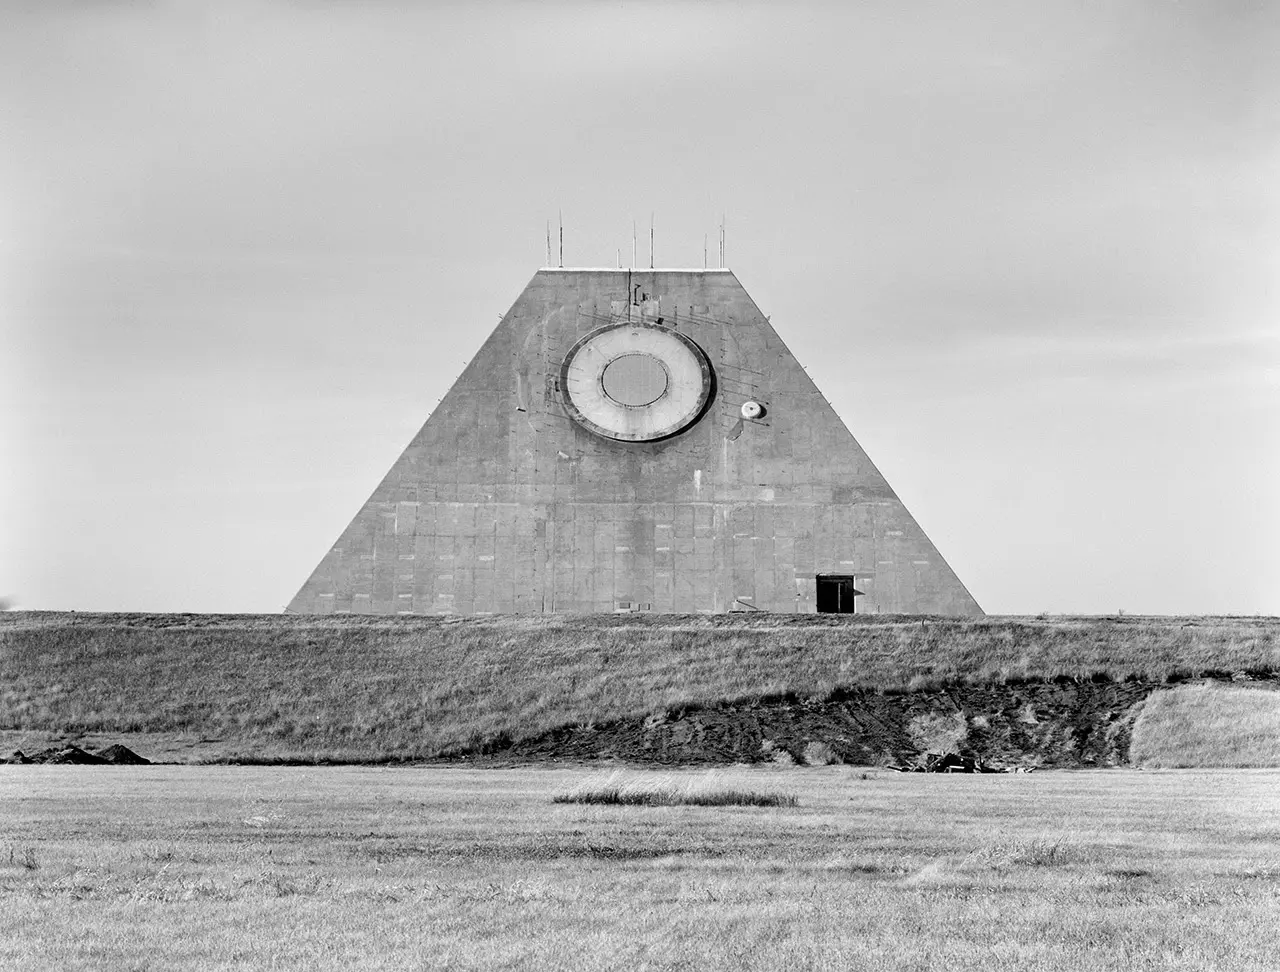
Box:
[493,677,1173,768]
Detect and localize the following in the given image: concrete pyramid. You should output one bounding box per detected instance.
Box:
[287,269,982,616]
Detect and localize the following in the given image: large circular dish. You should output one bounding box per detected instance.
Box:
[560,322,713,442]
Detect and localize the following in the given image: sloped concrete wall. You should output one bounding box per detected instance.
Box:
[288,269,982,616]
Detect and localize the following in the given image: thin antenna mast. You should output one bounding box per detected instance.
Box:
[704,233,707,270]
[546,222,551,267]
[649,213,654,269]
[558,210,563,268]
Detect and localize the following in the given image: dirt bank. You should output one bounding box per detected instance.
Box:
[490,676,1278,768]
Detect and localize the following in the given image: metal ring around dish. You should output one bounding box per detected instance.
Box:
[561,322,713,442]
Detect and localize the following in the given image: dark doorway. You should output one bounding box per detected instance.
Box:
[816,575,864,614]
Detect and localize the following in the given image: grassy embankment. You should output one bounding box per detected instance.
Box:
[3,765,1278,971]
[1131,681,1280,768]
[2,612,1277,762]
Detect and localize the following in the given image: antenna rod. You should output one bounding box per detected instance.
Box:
[704,233,707,270]
[546,222,551,267]
[558,210,563,268]
[650,213,654,269]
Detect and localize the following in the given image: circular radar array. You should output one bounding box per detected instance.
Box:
[560,322,713,442]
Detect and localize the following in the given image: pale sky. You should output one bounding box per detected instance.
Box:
[2,1,1276,615]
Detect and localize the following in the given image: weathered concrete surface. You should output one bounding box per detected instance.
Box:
[288,269,982,616]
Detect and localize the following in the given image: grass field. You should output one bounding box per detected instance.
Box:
[3,612,1277,763]
[3,766,1278,971]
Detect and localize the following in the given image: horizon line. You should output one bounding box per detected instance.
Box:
[538,267,733,273]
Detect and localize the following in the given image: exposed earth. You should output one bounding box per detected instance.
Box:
[6,743,150,765]
[484,676,1254,769]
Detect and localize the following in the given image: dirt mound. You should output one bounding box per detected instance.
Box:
[96,744,151,765]
[491,677,1195,768]
[7,743,151,765]
[27,745,108,765]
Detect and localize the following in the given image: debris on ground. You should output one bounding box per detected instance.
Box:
[884,753,1033,773]
[920,752,1001,773]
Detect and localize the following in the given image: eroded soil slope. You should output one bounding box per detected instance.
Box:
[496,677,1279,768]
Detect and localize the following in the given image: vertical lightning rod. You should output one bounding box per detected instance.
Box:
[558,210,563,268]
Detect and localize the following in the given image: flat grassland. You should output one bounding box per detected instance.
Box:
[4,766,1278,971]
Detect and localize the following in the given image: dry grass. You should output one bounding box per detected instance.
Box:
[3,765,1279,971]
[1131,682,1280,768]
[1,612,1276,762]
[553,770,798,806]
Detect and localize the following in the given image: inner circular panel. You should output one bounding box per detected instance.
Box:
[601,353,668,407]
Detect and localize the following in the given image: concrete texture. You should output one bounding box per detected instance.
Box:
[287,269,983,616]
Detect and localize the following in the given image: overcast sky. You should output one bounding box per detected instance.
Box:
[2,1,1276,615]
